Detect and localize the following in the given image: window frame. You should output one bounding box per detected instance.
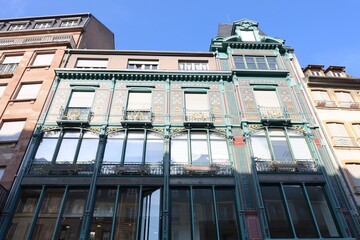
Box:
[14,82,42,100]
[127,60,158,70]
[170,129,230,165]
[0,120,26,143]
[33,129,99,164]
[59,18,81,28]
[33,20,54,29]
[178,60,209,71]
[250,127,313,162]
[325,122,357,147]
[344,162,360,194]
[7,21,29,31]
[75,58,108,69]
[0,85,6,98]
[30,52,55,67]
[233,55,279,70]
[0,54,23,75]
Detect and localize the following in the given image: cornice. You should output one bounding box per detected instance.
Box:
[307,75,360,89]
[55,69,232,82]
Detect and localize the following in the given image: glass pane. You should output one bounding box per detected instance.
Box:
[261,185,293,238]
[58,189,87,240]
[347,163,360,187]
[254,90,280,108]
[32,188,65,240]
[16,84,41,99]
[68,91,95,108]
[216,189,241,239]
[255,57,267,69]
[114,188,139,239]
[193,188,217,240]
[283,185,318,238]
[267,57,278,70]
[77,134,98,163]
[210,134,229,164]
[171,134,188,164]
[289,137,312,160]
[185,93,208,111]
[233,56,245,69]
[145,132,163,163]
[34,138,58,163]
[140,188,161,240]
[171,189,191,240]
[124,132,144,163]
[127,92,151,110]
[0,121,25,142]
[306,186,340,237]
[269,131,292,161]
[191,132,209,165]
[56,133,78,163]
[251,137,271,160]
[6,189,41,240]
[245,57,256,69]
[90,188,117,240]
[103,133,124,163]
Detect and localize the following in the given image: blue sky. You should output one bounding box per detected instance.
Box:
[1,0,360,76]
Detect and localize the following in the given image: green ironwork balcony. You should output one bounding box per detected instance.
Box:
[170,163,233,176]
[28,162,94,176]
[0,63,17,75]
[100,163,163,175]
[258,106,291,125]
[184,109,214,128]
[56,107,93,127]
[254,158,319,173]
[121,109,153,127]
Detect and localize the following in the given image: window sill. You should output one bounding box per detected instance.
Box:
[0,73,14,78]
[26,65,50,70]
[9,98,36,104]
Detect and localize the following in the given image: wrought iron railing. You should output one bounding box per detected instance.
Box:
[315,100,336,108]
[338,101,360,109]
[100,163,163,175]
[254,158,319,173]
[122,109,153,122]
[0,35,76,48]
[170,163,233,176]
[0,63,18,74]
[184,109,214,123]
[28,162,94,176]
[0,184,8,214]
[58,107,93,122]
[332,136,357,147]
[258,106,290,120]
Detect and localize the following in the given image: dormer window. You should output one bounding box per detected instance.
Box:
[60,19,79,27]
[312,70,321,76]
[9,23,27,31]
[34,21,53,29]
[333,72,343,77]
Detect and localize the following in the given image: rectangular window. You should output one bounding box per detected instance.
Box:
[179,61,208,71]
[15,83,41,100]
[60,19,79,27]
[34,22,52,29]
[327,123,355,146]
[124,132,144,163]
[9,23,27,31]
[346,163,360,192]
[184,92,211,122]
[76,59,108,69]
[127,92,151,110]
[128,60,158,70]
[32,53,54,66]
[312,90,334,107]
[68,91,95,108]
[335,91,354,108]
[0,167,4,181]
[0,120,25,142]
[254,90,280,108]
[261,184,340,238]
[0,55,22,74]
[233,56,278,70]
[0,85,6,97]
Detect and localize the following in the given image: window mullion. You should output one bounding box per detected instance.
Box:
[280,184,297,238]
[51,185,69,239]
[52,130,64,164]
[135,186,143,240]
[121,129,128,164]
[110,185,120,240]
[302,183,322,237]
[142,130,147,164]
[265,128,275,161]
[207,130,212,164]
[187,130,191,164]
[25,185,46,240]
[73,130,84,164]
[284,129,296,161]
[212,186,221,240]
[190,186,195,240]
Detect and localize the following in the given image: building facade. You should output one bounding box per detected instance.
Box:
[0,13,114,213]
[0,19,359,239]
[303,65,360,220]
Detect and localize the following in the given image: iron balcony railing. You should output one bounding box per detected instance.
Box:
[57,107,93,125]
[0,63,18,75]
[338,101,360,109]
[258,106,290,120]
[315,100,336,108]
[122,109,153,122]
[332,136,357,147]
[28,162,94,176]
[0,35,76,48]
[0,184,8,215]
[100,163,163,175]
[184,109,214,123]
[170,163,233,176]
[254,158,319,173]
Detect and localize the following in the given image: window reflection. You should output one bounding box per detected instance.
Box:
[103,132,124,163]
[170,189,191,240]
[140,188,161,240]
[124,132,144,163]
[145,132,163,163]
[191,132,209,165]
[171,133,188,164]
[77,132,98,163]
[34,131,60,163]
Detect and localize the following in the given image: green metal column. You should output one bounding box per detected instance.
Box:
[162,126,170,240]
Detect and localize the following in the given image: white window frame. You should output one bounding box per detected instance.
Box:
[8,22,28,31]
[233,55,278,70]
[178,61,208,71]
[0,85,6,97]
[34,21,53,29]
[127,60,158,70]
[60,18,80,28]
